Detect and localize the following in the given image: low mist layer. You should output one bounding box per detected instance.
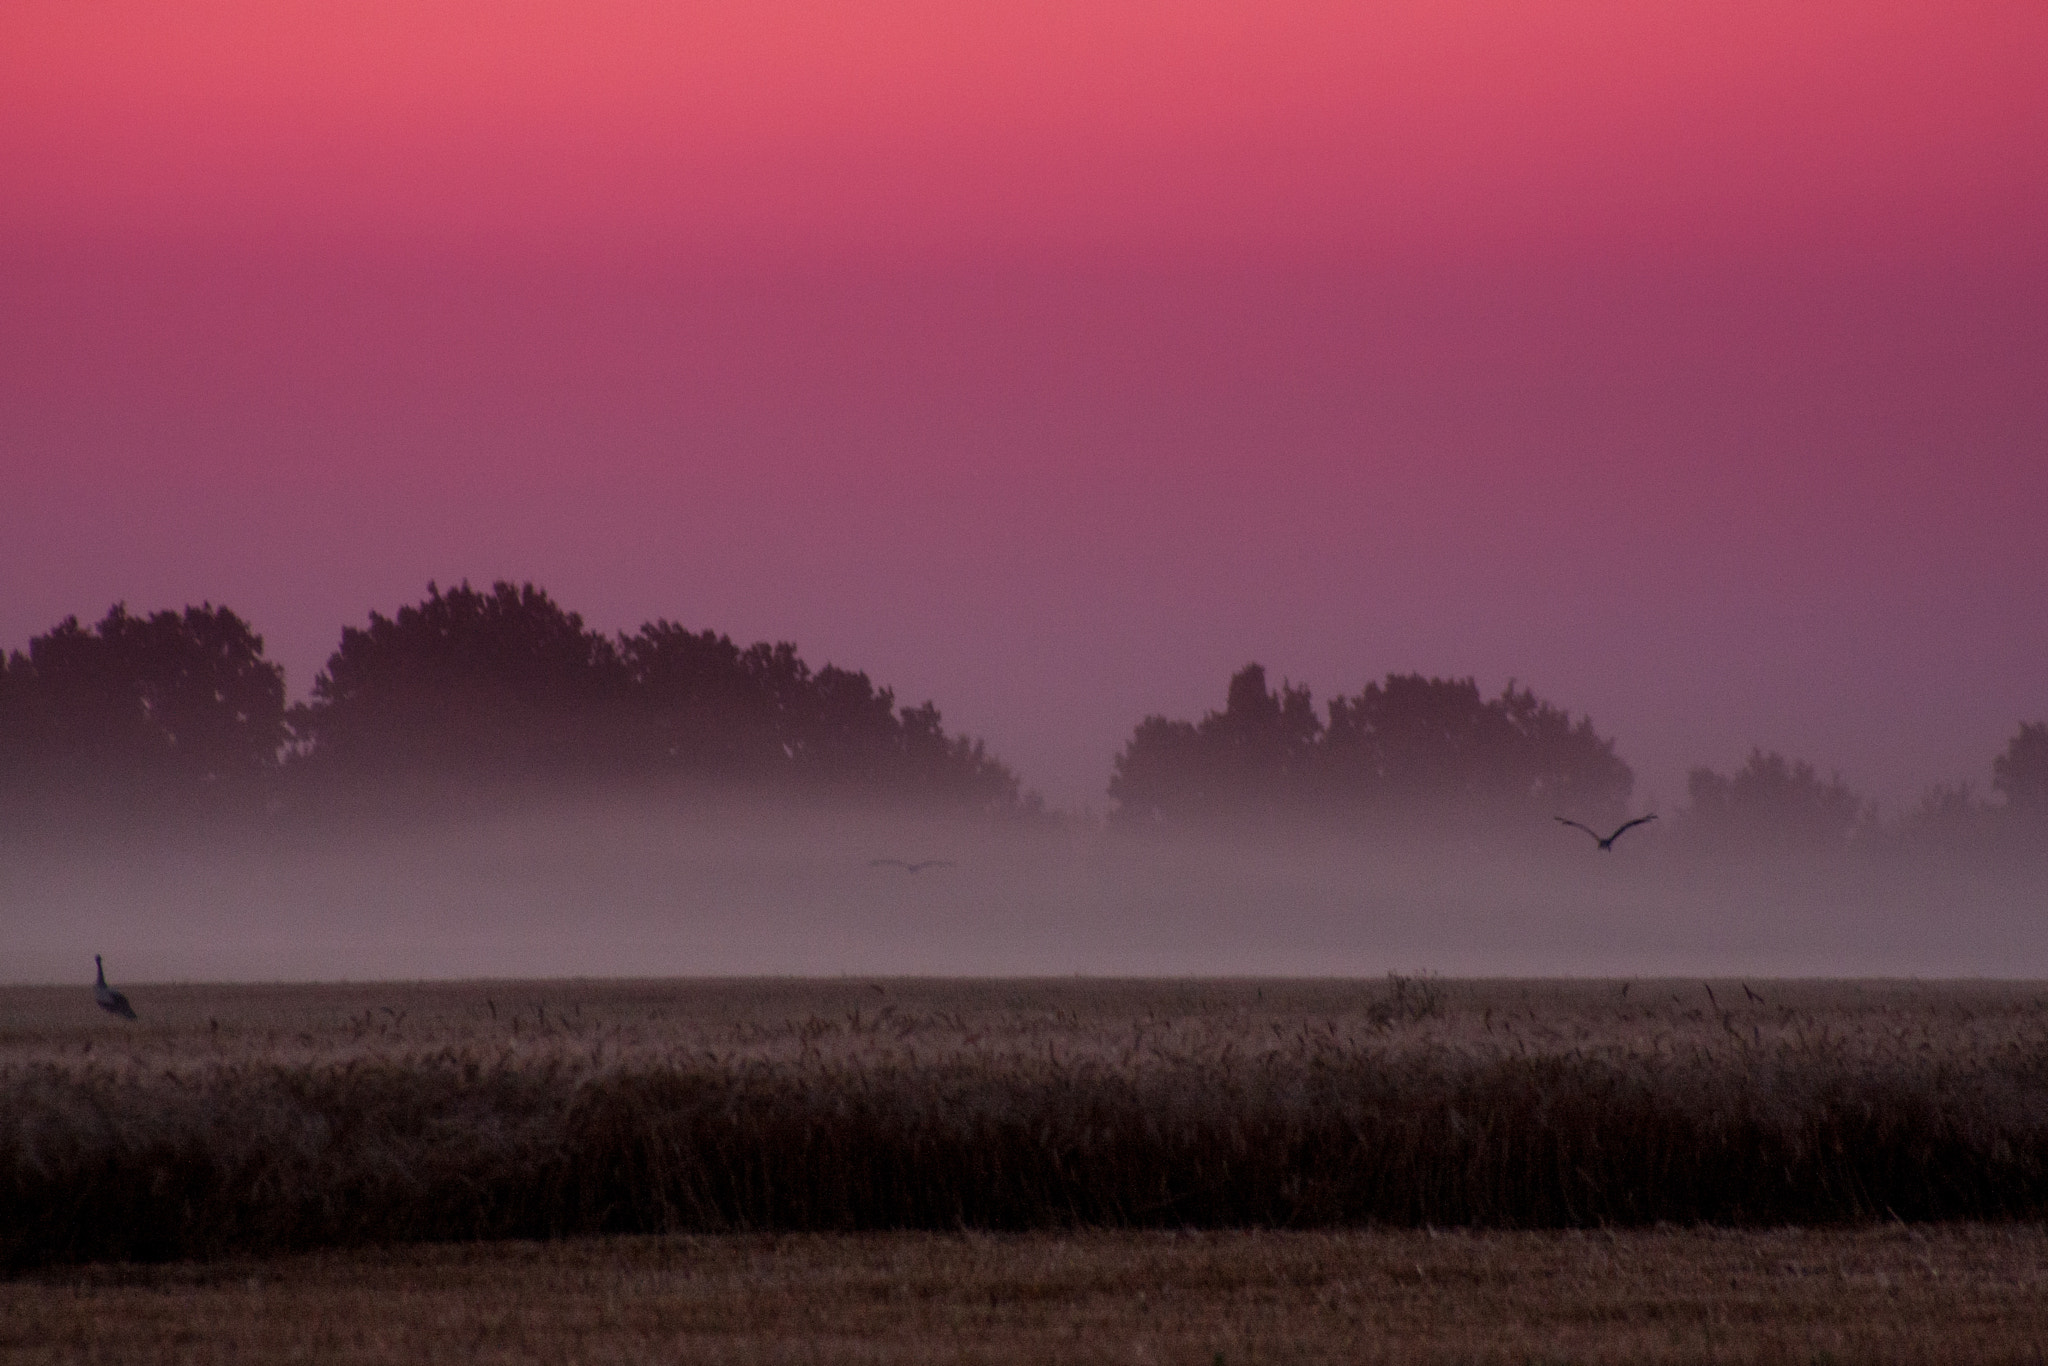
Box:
[5,797,2043,983]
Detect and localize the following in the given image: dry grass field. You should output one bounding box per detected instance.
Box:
[10,978,2048,1358]
[15,974,2046,1068]
[11,1225,2048,1364]
[9,978,2048,1263]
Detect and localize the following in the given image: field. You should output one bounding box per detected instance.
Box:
[11,977,2048,1358]
[10,977,2048,1261]
[13,1225,2048,1363]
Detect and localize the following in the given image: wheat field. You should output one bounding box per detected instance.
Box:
[11,977,2048,1358]
[9,976,2048,1273]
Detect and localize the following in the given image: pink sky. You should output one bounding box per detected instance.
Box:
[3,2,2045,810]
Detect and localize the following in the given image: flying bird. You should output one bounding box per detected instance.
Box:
[1555,814,1658,850]
[93,955,137,1020]
[869,859,954,873]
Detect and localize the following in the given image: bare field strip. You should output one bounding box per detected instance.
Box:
[8,979,2048,1271]
[10,1226,2048,1364]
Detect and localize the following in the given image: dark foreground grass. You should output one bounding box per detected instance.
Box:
[14,1226,2048,1364]
[11,1038,2048,1271]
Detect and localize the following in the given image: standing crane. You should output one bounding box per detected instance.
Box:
[93,955,137,1020]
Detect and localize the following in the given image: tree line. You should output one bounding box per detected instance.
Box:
[2,584,2042,848]
[0,583,1019,819]
[1113,664,2047,853]
[1109,665,1634,828]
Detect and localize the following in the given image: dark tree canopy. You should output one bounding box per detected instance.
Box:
[1684,749,1868,851]
[2,583,2027,846]
[1109,666,1320,823]
[1322,676,1631,818]
[0,604,286,801]
[288,581,1020,809]
[621,625,785,774]
[1110,665,1632,828]
[291,582,629,777]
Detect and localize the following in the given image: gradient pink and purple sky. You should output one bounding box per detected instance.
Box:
[4,2,2045,811]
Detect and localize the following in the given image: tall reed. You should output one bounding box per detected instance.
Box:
[9,1022,2048,1271]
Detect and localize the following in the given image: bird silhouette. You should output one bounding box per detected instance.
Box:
[93,955,137,1020]
[869,859,954,873]
[1555,814,1658,850]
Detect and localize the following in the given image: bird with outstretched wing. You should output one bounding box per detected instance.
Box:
[1555,814,1658,850]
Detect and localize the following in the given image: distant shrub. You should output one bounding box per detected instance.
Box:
[1682,749,1870,854]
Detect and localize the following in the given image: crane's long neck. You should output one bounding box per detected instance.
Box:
[95,956,105,986]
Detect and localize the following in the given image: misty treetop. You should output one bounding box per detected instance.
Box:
[294,581,1021,807]
[299,582,630,777]
[1107,664,2047,856]
[1993,722,2048,810]
[1885,723,2048,856]
[3,589,2044,845]
[1109,665,1634,828]
[0,604,286,795]
[0,582,1020,816]
[1681,750,1870,852]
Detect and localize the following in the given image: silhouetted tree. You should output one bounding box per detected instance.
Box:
[775,667,1019,807]
[620,624,1022,803]
[787,665,902,780]
[1684,749,1868,852]
[1110,666,1631,828]
[1873,724,2048,857]
[1993,722,2048,811]
[0,604,285,805]
[289,581,1023,809]
[1110,665,1320,824]
[896,700,1023,810]
[1107,716,1207,825]
[290,581,627,780]
[1885,781,1996,856]
[619,623,784,775]
[1321,674,1630,822]
[1494,683,1637,818]
[1212,665,1322,801]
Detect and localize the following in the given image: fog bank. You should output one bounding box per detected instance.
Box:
[3,798,2040,984]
